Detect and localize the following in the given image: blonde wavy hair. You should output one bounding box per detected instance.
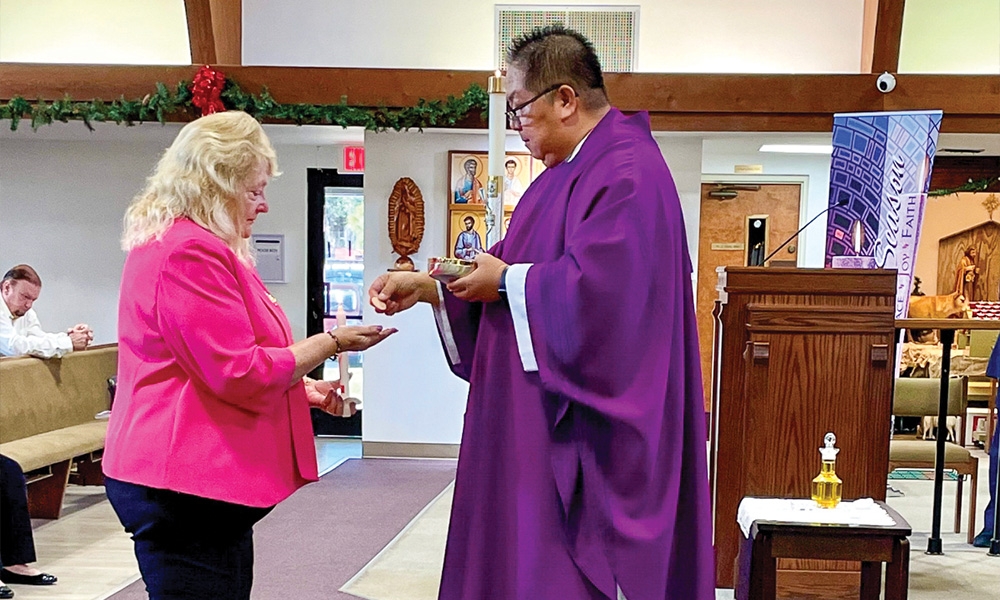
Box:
[122,111,279,262]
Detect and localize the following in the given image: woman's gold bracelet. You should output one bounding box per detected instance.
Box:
[327,330,343,355]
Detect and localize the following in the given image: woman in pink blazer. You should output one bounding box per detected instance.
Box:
[103,111,395,600]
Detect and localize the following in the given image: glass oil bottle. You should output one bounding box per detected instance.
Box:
[811,432,842,509]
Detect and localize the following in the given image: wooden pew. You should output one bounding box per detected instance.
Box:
[0,344,117,518]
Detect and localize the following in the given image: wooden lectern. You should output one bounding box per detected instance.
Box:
[710,267,897,597]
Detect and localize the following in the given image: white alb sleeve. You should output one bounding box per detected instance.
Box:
[432,281,461,366]
[506,263,537,372]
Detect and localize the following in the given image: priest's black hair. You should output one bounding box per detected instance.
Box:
[507,25,609,110]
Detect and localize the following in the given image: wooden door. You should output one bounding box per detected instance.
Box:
[696,183,802,409]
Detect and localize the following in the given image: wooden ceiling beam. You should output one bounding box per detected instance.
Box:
[184,0,216,64]
[208,0,242,65]
[929,156,1000,192]
[2,64,997,133]
[184,0,242,65]
[861,0,878,72]
[869,0,906,74]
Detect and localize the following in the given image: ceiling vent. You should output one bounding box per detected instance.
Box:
[496,5,638,73]
[939,148,985,154]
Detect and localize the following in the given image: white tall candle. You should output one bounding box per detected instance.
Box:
[336,303,349,396]
[486,70,506,248]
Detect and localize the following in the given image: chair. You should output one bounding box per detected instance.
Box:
[966,329,997,452]
[967,329,999,358]
[889,376,979,544]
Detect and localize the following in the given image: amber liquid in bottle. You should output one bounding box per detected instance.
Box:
[811,460,842,509]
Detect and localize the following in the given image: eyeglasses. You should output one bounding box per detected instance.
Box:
[505,83,570,127]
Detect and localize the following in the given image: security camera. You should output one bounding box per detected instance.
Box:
[876,72,896,93]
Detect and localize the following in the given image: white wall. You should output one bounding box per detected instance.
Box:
[0,123,828,445]
[0,122,502,446]
[361,129,525,445]
[1,138,143,341]
[899,0,1000,74]
[255,144,337,341]
[7,0,998,74]
[656,136,705,273]
[0,0,190,64]
[0,122,836,447]
[243,0,865,73]
[359,129,712,446]
[0,123,353,345]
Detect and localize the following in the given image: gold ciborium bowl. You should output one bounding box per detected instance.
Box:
[428,257,476,283]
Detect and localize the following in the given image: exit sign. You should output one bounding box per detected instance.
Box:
[343,146,365,172]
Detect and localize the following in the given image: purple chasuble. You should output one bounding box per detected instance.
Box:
[437,109,714,599]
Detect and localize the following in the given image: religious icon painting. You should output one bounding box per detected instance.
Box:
[449,152,488,205]
[447,207,515,259]
[447,150,542,256]
[500,153,532,209]
[448,151,541,209]
[449,208,487,260]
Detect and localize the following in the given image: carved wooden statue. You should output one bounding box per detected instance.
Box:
[953,246,980,301]
[387,177,425,270]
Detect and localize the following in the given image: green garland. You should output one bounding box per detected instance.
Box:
[0,77,489,132]
[928,177,1000,197]
[5,80,996,199]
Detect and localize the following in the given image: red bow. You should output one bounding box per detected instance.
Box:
[191,65,227,116]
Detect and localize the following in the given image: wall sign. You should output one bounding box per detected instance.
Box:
[343,146,365,172]
[712,242,745,251]
[252,234,285,283]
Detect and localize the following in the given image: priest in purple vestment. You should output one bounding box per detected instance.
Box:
[369,25,714,600]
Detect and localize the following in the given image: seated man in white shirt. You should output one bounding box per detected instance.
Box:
[0,264,92,358]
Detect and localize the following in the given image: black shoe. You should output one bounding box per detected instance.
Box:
[973,530,992,548]
[0,569,56,585]
[0,584,13,599]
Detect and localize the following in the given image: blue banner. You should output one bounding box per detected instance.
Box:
[825,110,943,318]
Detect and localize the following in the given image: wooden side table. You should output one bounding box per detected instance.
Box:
[736,501,912,600]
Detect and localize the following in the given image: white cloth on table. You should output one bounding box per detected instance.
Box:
[737,497,896,538]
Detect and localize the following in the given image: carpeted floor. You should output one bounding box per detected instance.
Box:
[108,458,456,600]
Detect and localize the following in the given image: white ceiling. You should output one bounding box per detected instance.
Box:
[935,134,1000,156]
[0,121,366,145]
[2,121,997,156]
[661,131,1000,156]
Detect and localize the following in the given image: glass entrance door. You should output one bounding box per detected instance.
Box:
[307,169,364,436]
[322,186,365,388]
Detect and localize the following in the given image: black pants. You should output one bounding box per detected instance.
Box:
[106,478,273,600]
[0,454,36,568]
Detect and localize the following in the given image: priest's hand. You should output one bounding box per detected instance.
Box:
[369,272,438,315]
[448,253,508,303]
